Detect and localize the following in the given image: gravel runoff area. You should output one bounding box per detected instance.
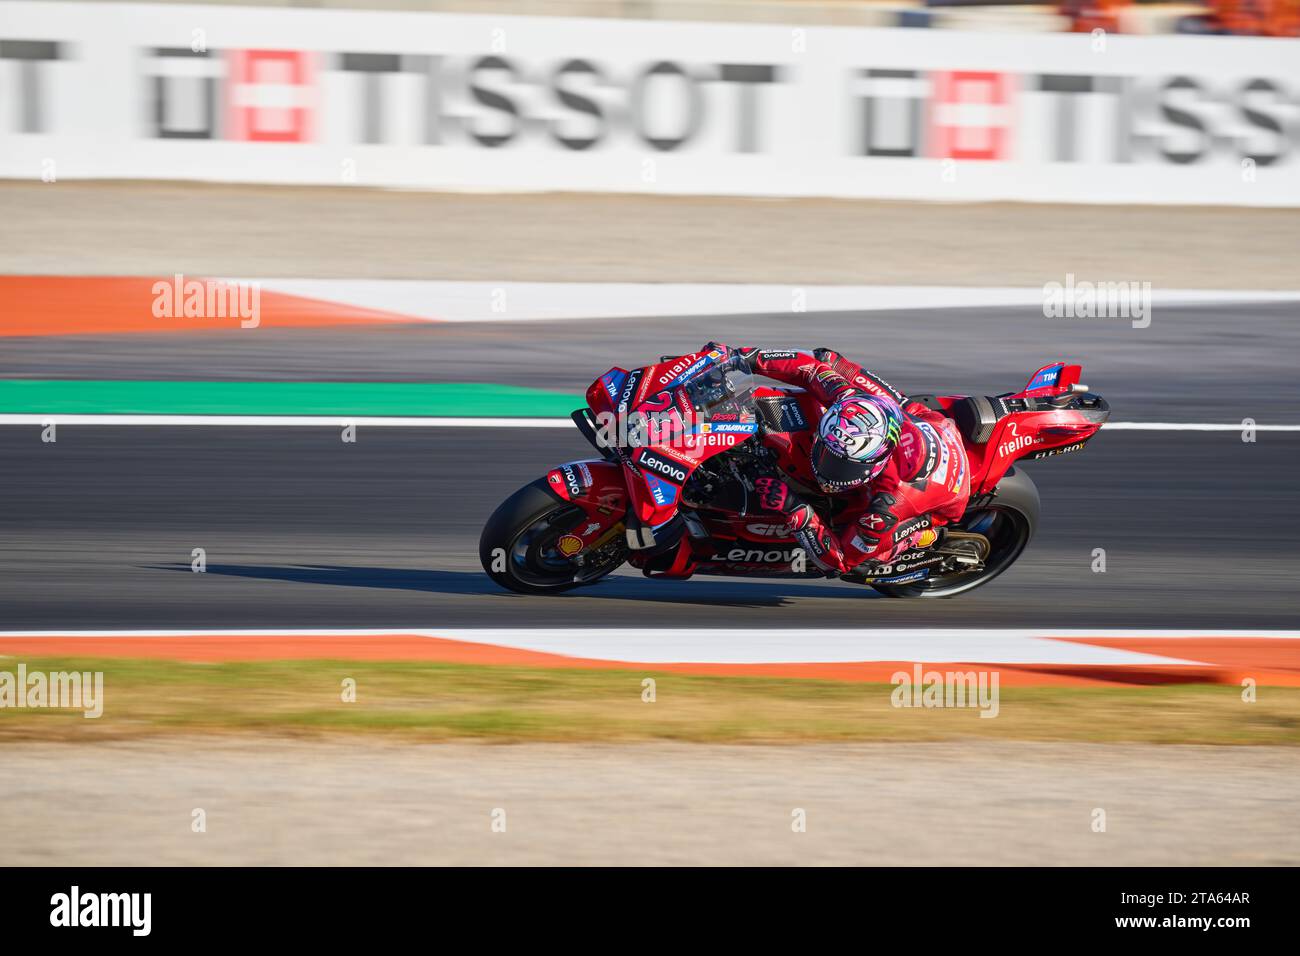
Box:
[2,180,1298,288]
[4,740,1297,865]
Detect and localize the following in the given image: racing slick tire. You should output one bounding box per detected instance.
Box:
[480,479,624,595]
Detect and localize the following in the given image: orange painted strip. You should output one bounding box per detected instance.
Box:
[0,277,416,337]
[0,634,1274,686]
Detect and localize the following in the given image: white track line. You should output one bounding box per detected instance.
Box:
[2,628,1297,666]
[1102,422,1300,432]
[0,415,1296,431]
[247,279,1300,323]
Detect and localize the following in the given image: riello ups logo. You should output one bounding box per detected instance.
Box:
[2,39,1295,166]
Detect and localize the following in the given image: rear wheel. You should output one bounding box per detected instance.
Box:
[871,468,1039,599]
[479,480,626,595]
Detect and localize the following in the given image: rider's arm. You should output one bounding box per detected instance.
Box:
[810,348,907,405]
[712,346,857,408]
[709,342,905,408]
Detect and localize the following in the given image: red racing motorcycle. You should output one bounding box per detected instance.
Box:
[480,348,1109,598]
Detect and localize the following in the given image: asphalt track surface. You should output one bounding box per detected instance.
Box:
[3,304,1298,631]
[0,424,1295,629]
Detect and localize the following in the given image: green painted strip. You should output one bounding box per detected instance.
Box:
[0,381,580,418]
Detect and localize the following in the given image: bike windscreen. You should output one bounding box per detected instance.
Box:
[676,353,759,435]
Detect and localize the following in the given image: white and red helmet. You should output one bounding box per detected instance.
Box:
[811,395,904,492]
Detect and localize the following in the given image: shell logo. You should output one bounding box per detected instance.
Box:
[914,529,939,549]
[556,535,584,557]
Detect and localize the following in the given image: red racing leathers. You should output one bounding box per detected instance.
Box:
[721,345,971,575]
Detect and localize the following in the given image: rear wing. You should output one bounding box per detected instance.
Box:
[1019,363,1083,396]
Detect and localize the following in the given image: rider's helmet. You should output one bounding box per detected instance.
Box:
[810,394,903,493]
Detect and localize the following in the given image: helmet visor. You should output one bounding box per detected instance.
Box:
[811,437,887,492]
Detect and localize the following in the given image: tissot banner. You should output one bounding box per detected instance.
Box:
[1,2,1296,204]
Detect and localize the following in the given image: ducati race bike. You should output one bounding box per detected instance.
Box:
[480,349,1109,598]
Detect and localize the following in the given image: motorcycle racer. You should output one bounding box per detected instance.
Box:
[674,343,972,577]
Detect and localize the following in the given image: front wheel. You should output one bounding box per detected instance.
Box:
[871,467,1040,599]
[479,479,626,595]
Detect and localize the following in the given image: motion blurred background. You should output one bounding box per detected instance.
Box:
[0,0,1298,866]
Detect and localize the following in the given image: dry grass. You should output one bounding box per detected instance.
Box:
[2,657,1298,745]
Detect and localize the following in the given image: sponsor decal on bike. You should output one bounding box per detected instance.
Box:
[647,439,698,466]
[874,569,929,585]
[1028,441,1087,460]
[680,432,736,450]
[996,420,1042,459]
[875,552,943,575]
[556,534,584,557]
[778,399,807,432]
[913,528,939,549]
[645,474,678,507]
[708,546,802,564]
[638,450,689,484]
[560,463,585,497]
[658,354,712,388]
[602,370,627,403]
[745,521,794,537]
[616,368,644,414]
[696,421,758,435]
[1026,364,1064,391]
[547,468,581,499]
[892,515,932,544]
[893,554,943,572]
